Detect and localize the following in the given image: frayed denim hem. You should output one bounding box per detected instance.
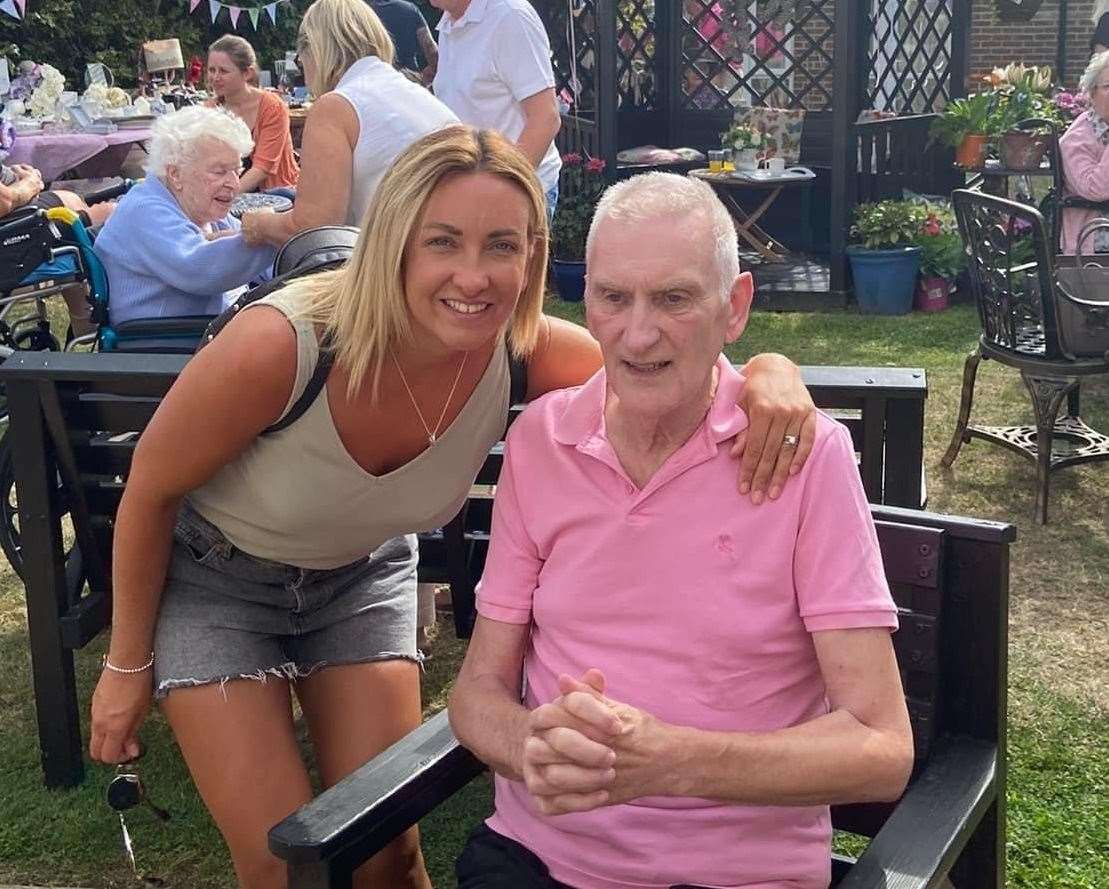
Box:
[154,652,425,700]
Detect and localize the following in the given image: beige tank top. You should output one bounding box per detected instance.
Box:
[187,286,510,569]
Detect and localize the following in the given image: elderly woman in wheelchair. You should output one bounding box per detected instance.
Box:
[94,105,276,329]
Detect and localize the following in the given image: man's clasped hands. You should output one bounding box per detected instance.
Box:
[523,668,679,816]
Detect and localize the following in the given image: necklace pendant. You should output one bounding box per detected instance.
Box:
[428,434,436,444]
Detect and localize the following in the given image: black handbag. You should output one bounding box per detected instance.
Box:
[1053,218,1109,358]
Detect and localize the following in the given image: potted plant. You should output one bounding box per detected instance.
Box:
[847,200,929,315]
[988,63,1062,169]
[913,205,965,312]
[929,92,999,168]
[550,153,607,301]
[721,120,763,170]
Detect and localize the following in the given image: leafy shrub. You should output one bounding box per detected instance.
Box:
[850,200,929,250]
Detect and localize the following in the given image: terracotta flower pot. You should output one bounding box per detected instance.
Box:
[954,134,988,168]
[998,131,1049,170]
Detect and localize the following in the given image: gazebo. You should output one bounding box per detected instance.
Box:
[535,0,971,305]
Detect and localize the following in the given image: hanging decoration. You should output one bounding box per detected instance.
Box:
[0,0,23,22]
[997,0,1043,21]
[195,0,293,30]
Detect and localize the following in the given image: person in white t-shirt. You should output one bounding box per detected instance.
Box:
[430,0,562,218]
[242,0,457,247]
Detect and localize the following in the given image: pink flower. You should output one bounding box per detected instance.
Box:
[923,215,941,237]
[584,158,607,174]
[562,152,583,166]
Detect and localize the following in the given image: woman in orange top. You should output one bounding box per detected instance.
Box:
[206,35,300,193]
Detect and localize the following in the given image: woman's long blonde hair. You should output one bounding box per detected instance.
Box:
[291,125,549,400]
[298,0,395,97]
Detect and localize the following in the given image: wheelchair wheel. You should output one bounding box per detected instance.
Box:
[0,437,71,582]
[11,325,61,353]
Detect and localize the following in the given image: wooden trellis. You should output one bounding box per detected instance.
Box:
[533,0,970,294]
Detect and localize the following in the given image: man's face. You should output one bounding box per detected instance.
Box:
[584,212,753,421]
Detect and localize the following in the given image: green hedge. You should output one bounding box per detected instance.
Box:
[1,0,451,92]
[0,0,314,89]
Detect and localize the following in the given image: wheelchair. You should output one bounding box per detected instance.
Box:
[0,218,359,580]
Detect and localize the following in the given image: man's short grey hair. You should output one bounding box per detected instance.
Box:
[144,106,254,179]
[585,172,740,302]
[1080,50,1109,97]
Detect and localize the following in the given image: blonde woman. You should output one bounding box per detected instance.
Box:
[242,0,456,248]
[206,34,300,193]
[88,125,816,888]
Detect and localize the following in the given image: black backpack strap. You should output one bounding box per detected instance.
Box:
[508,349,528,406]
[264,338,335,434]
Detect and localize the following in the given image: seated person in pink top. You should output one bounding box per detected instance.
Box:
[1060,50,1109,253]
[449,172,914,889]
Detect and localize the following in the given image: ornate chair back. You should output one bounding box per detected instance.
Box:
[952,188,1067,362]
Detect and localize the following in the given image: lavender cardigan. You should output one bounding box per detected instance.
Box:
[1059,111,1109,254]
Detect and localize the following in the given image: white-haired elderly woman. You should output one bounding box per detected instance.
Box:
[95,106,277,325]
[1059,50,1109,253]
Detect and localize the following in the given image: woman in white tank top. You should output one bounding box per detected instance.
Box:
[89,127,820,889]
[241,0,457,247]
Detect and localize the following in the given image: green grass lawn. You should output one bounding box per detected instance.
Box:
[0,299,1106,887]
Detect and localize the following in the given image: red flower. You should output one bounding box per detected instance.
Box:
[584,157,607,174]
[923,215,941,237]
[562,152,583,166]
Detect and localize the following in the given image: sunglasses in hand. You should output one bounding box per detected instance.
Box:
[105,754,170,885]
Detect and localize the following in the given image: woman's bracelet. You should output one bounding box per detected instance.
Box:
[102,652,155,674]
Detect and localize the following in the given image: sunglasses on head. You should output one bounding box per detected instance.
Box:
[106,753,170,885]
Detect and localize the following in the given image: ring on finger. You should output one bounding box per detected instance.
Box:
[782,433,800,447]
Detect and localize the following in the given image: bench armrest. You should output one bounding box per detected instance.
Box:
[268,709,485,867]
[836,737,997,889]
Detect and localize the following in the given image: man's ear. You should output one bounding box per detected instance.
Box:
[724,271,755,343]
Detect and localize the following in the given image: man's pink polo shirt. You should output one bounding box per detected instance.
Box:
[476,356,898,889]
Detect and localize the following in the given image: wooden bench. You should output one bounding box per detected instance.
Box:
[269,502,1013,889]
[0,351,926,788]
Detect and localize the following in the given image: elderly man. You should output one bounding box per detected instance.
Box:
[448,172,914,889]
[430,0,561,216]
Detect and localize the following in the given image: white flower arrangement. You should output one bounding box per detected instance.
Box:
[83,83,130,109]
[25,64,66,119]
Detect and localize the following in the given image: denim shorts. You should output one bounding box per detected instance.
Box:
[152,504,419,699]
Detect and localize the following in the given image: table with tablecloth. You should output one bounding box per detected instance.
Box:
[6,129,153,184]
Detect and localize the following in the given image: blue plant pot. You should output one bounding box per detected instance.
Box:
[551,258,587,302]
[846,246,922,315]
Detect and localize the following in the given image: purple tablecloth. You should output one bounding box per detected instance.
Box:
[6,129,152,184]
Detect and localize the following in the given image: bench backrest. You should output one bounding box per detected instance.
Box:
[1,352,926,650]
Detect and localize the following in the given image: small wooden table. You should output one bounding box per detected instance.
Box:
[689,168,815,262]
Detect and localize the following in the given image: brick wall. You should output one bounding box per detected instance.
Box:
[969,0,1099,90]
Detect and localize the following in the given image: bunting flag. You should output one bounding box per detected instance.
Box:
[193,0,290,28]
[13,0,25,15]
[0,0,21,20]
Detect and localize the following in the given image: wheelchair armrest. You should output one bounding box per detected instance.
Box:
[835,737,997,889]
[82,178,132,205]
[0,206,49,236]
[1059,195,1109,213]
[268,709,485,867]
[107,316,215,354]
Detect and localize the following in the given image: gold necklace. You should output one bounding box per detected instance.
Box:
[390,350,469,445]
